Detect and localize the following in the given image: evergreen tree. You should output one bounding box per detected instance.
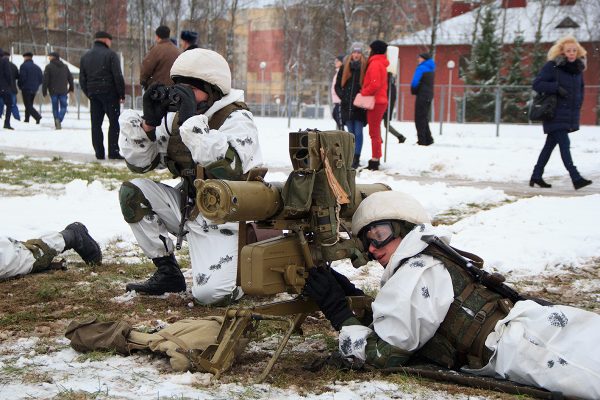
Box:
[502,33,529,123]
[463,5,501,122]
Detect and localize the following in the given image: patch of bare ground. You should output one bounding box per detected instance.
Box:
[1,248,597,399]
[511,257,600,312]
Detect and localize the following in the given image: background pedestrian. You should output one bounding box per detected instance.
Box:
[530,35,592,190]
[335,43,367,168]
[411,52,435,146]
[42,52,74,130]
[18,52,43,124]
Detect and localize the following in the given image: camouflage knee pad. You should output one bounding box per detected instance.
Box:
[119,181,152,223]
[24,239,58,272]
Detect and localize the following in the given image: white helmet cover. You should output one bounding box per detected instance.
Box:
[352,191,431,236]
[170,48,231,95]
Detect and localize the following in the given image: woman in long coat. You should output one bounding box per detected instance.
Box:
[530,35,592,190]
[335,43,367,169]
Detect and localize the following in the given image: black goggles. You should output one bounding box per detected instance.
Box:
[362,221,395,249]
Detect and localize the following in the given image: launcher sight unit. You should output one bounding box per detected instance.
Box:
[189,129,389,381]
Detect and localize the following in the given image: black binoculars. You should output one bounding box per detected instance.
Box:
[149,85,182,112]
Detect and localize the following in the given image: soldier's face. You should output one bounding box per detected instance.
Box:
[189,86,208,103]
[369,236,401,267]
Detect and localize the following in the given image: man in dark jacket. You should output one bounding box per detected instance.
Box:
[180,30,199,52]
[0,48,15,130]
[80,31,126,160]
[18,52,43,124]
[3,55,21,122]
[43,52,74,130]
[140,26,181,89]
[411,53,435,146]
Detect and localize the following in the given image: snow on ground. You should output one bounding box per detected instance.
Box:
[0,336,477,400]
[1,109,599,399]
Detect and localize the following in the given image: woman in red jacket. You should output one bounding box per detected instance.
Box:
[361,40,389,170]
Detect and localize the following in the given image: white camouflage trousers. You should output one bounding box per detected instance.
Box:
[0,232,64,280]
[126,178,240,305]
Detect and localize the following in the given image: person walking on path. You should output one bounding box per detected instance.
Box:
[1,54,21,122]
[529,35,592,191]
[335,43,367,169]
[140,25,181,90]
[411,52,435,146]
[331,55,344,130]
[360,40,389,171]
[42,52,74,130]
[79,31,126,160]
[18,52,43,124]
[0,48,15,130]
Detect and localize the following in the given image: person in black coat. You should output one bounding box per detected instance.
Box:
[335,42,367,168]
[0,48,14,129]
[3,55,21,121]
[80,31,126,160]
[530,35,592,190]
[18,52,43,124]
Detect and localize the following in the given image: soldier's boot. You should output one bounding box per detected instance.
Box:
[60,222,102,265]
[125,255,186,295]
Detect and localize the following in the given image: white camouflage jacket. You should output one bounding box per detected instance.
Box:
[118,88,263,173]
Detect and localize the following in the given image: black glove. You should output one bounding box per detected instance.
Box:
[304,267,354,330]
[171,84,197,126]
[330,268,365,296]
[557,86,569,98]
[142,83,171,127]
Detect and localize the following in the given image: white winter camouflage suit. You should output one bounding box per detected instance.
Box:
[340,224,600,399]
[0,232,65,279]
[118,88,263,305]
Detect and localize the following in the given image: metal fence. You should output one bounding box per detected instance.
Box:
[395,83,600,136]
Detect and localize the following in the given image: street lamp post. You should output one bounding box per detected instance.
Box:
[259,61,267,117]
[446,60,455,123]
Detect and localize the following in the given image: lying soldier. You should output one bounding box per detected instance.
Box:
[0,222,101,280]
[304,191,600,399]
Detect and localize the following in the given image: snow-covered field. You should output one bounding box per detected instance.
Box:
[0,108,599,399]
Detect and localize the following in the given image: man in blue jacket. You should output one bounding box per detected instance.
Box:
[18,52,43,124]
[411,53,435,146]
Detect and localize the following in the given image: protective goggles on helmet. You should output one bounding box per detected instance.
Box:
[362,221,396,250]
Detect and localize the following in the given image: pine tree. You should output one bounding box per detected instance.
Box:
[502,33,529,123]
[463,5,501,122]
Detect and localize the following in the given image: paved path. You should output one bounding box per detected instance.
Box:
[2,145,598,197]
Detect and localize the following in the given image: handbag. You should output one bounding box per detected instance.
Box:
[528,66,559,122]
[353,93,375,110]
[528,92,557,122]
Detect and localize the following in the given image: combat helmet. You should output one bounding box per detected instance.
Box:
[170,48,231,95]
[352,191,430,243]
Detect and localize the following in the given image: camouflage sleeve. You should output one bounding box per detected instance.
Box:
[339,317,413,368]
